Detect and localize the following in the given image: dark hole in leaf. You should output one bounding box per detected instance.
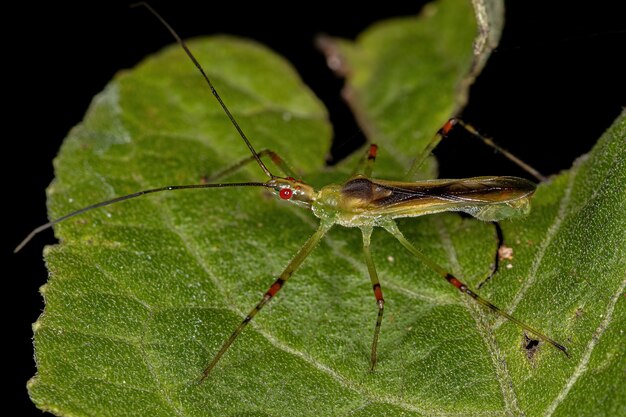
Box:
[525,339,539,350]
[523,333,541,362]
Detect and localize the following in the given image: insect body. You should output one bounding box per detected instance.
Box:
[201,157,566,378]
[18,3,568,383]
[310,175,535,227]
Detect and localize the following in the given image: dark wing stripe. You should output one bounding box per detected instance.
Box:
[369,177,535,207]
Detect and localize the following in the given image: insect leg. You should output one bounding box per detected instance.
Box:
[452,119,547,182]
[205,149,299,182]
[200,221,333,381]
[404,119,456,180]
[404,118,547,182]
[363,144,379,177]
[361,226,384,370]
[350,144,379,177]
[477,222,504,290]
[382,220,569,357]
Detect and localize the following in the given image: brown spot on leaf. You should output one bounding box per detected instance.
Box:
[498,244,514,261]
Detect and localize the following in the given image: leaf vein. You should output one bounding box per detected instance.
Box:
[495,165,579,328]
[138,308,187,417]
[543,278,626,417]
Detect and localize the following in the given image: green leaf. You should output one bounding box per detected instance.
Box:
[29,1,625,416]
[318,0,479,178]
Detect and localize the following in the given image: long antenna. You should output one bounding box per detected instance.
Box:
[14,182,270,253]
[15,5,281,252]
[131,2,273,179]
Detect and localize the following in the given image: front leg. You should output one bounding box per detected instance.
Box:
[201,221,332,381]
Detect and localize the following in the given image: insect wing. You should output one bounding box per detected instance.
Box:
[367,176,536,221]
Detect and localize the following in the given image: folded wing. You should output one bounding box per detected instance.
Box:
[341,176,536,221]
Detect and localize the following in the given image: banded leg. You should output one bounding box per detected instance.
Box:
[361,226,384,370]
[382,220,569,356]
[206,148,298,182]
[363,144,379,177]
[404,119,456,180]
[350,144,379,177]
[201,221,333,381]
[453,119,547,182]
[404,118,547,182]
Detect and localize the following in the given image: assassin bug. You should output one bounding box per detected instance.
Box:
[17,3,569,382]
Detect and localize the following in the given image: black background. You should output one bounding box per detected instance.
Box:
[5,1,624,415]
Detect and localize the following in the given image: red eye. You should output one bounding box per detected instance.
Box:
[279,188,293,200]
